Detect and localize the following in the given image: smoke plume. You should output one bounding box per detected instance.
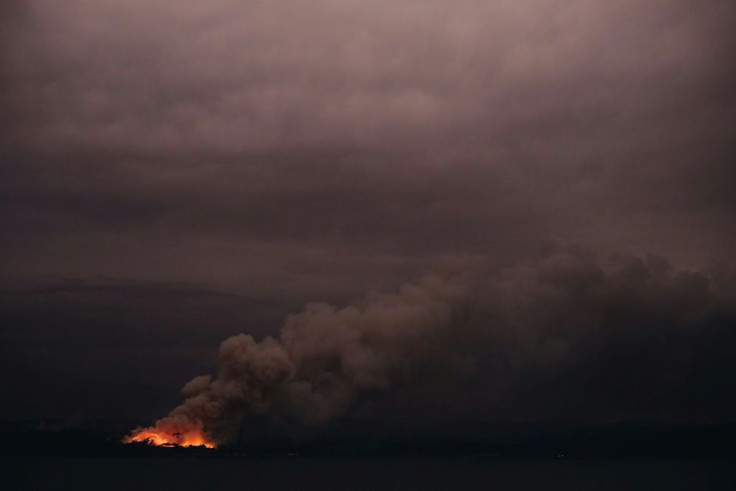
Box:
[127,268,473,445]
[126,246,736,446]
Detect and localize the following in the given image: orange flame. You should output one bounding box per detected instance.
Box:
[123,428,216,448]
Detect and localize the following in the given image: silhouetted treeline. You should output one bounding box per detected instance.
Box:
[2,419,735,458]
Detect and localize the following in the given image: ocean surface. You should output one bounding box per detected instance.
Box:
[3,456,735,490]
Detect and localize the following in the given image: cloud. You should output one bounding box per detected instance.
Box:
[2,1,733,282]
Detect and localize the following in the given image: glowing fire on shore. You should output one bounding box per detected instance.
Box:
[123,428,216,448]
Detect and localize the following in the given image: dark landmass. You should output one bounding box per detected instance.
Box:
[2,419,735,459]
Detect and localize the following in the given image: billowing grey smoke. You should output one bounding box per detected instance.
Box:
[127,268,472,445]
[126,246,736,445]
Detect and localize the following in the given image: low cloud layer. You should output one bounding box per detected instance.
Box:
[2,0,734,290]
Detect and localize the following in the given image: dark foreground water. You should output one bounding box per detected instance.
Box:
[2,457,734,490]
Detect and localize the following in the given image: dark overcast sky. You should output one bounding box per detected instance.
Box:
[1,0,734,423]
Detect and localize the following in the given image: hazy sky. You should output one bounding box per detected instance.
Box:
[1,0,734,423]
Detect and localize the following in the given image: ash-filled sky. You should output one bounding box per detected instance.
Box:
[1,0,734,424]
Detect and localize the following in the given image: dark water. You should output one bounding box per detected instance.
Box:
[2,457,734,490]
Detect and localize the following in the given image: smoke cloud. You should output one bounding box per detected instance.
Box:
[127,246,735,445]
[128,267,473,444]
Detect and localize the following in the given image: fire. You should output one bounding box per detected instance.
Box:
[123,428,216,448]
